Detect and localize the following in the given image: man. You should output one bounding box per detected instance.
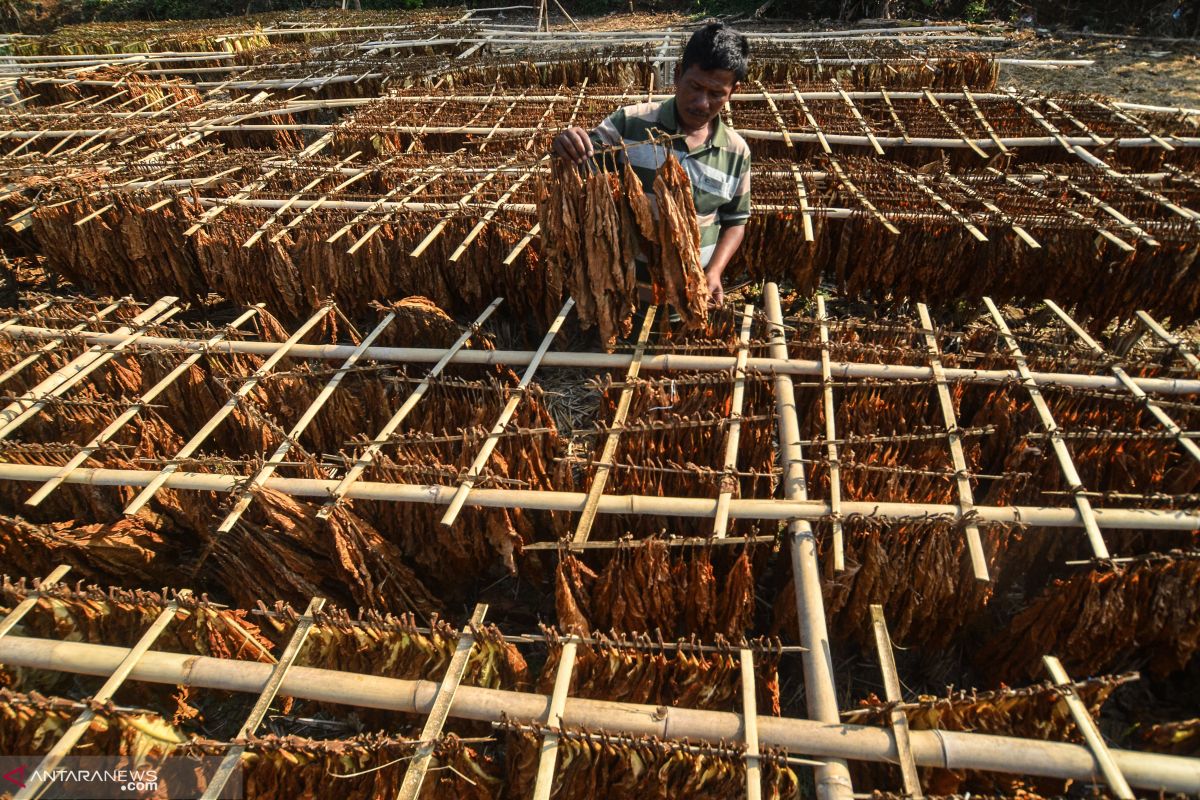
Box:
[551,23,751,307]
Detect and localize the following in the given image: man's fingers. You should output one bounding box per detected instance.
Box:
[568,129,592,162]
[552,128,593,164]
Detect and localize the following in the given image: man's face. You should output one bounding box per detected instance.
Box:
[673,65,737,132]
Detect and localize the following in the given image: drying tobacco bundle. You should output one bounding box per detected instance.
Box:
[977,554,1200,684]
[0,580,276,664]
[537,157,637,349]
[258,602,529,690]
[844,674,1132,794]
[0,689,187,763]
[555,544,757,640]
[536,627,781,714]
[538,151,709,349]
[503,724,801,800]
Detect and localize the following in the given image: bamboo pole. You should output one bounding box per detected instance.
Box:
[4,322,1199,395]
[0,640,1190,790]
[765,283,854,800]
[0,461,1197,531]
[571,306,656,547]
[713,305,753,539]
[439,296,573,526]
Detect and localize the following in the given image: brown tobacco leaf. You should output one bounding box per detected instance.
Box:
[653,153,709,329]
[977,555,1200,684]
[555,554,597,635]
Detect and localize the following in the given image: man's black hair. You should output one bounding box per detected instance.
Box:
[680,23,750,83]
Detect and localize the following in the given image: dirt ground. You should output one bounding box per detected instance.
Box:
[567,12,1200,109]
[1001,28,1200,109]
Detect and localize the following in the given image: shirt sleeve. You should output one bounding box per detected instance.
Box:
[718,155,751,228]
[590,107,626,149]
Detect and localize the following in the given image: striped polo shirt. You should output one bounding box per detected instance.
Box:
[590,96,752,268]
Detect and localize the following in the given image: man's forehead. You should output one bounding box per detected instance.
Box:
[679,66,737,91]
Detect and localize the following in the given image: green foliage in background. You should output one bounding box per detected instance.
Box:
[0,0,1194,36]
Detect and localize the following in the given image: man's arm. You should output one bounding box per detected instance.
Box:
[552,108,625,164]
[704,225,745,306]
[707,159,751,306]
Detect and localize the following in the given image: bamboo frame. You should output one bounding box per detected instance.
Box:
[122,304,334,517]
[24,306,263,508]
[1,632,1194,793]
[917,303,989,582]
[15,592,189,800]
[5,321,1199,395]
[571,305,656,547]
[317,298,502,519]
[869,605,923,799]
[202,596,326,800]
[0,297,179,441]
[982,297,1111,560]
[713,305,754,539]
[396,603,487,800]
[203,311,396,550]
[440,296,573,526]
[1045,299,1200,467]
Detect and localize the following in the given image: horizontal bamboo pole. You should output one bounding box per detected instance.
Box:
[8,121,1190,151]
[3,324,1197,395]
[0,462,1195,530]
[0,636,1195,792]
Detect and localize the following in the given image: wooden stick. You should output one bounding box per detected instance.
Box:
[1136,310,1200,374]
[441,297,574,526]
[789,80,830,154]
[870,605,923,799]
[201,597,325,800]
[0,565,70,640]
[122,305,333,517]
[531,637,577,800]
[714,305,754,539]
[569,306,657,546]
[317,299,503,520]
[828,157,899,234]
[449,155,547,262]
[962,85,1008,154]
[789,164,815,242]
[917,303,989,582]
[897,166,987,242]
[983,297,1110,560]
[1045,299,1200,467]
[879,87,911,143]
[740,647,763,800]
[923,88,988,159]
[0,301,120,387]
[409,154,519,258]
[943,174,1039,248]
[836,83,883,155]
[1043,656,1134,800]
[396,604,488,800]
[816,296,845,571]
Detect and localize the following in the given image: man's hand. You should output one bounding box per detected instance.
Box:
[552,126,594,164]
[706,268,724,307]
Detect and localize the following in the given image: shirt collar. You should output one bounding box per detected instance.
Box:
[657,96,730,151]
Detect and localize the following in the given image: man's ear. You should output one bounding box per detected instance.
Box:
[673,62,682,82]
